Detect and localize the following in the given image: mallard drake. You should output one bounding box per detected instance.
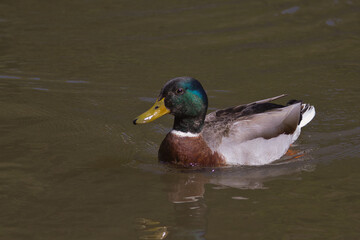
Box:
[133,77,315,167]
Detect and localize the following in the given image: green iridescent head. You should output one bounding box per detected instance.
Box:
[134,77,208,133]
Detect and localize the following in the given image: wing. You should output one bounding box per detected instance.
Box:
[202,95,301,150]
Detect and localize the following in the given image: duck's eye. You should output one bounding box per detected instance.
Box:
[176,88,184,95]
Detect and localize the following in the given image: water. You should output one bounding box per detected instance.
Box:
[0,0,359,239]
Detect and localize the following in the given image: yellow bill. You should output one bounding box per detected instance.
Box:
[133,98,170,124]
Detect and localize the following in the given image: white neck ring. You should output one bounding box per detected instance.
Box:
[171,130,200,138]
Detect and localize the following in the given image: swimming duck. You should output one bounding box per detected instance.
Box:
[133,77,315,167]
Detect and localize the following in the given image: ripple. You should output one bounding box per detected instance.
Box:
[281,6,300,15]
[326,18,342,26]
[65,80,89,84]
[0,75,22,79]
[32,87,49,91]
[231,196,249,200]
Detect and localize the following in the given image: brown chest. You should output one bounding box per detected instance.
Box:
[158,133,226,168]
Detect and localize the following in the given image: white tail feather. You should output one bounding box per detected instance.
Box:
[299,104,316,128]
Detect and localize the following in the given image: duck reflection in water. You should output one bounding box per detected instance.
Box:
[162,159,314,239]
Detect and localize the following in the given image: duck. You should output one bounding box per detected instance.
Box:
[133,77,315,168]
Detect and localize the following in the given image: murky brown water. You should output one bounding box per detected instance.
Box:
[1,0,359,239]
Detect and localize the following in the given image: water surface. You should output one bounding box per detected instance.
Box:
[0,0,359,239]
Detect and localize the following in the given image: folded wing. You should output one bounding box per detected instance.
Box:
[202,95,301,150]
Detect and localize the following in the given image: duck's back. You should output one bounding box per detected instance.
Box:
[201,95,303,165]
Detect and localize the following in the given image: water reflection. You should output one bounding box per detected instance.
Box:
[136,218,169,240]
[162,158,315,239]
